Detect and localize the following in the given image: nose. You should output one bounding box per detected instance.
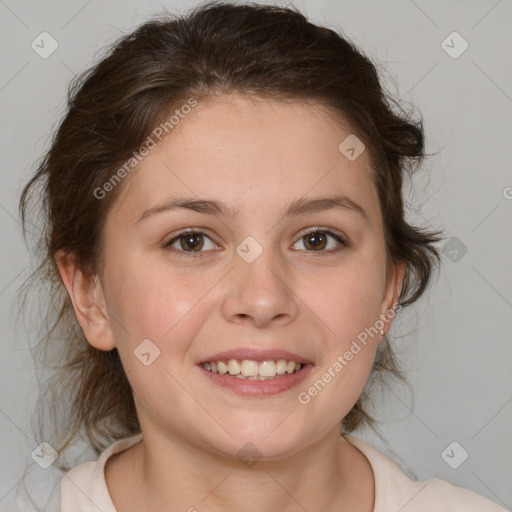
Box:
[220,248,299,329]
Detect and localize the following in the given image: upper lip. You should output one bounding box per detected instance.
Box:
[198,348,313,365]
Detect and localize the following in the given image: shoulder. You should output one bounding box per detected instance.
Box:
[60,434,143,512]
[411,477,508,511]
[343,434,508,512]
[60,460,98,511]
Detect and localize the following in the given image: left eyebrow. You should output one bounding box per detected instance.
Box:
[135,194,369,224]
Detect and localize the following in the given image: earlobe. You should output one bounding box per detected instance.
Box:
[54,250,116,351]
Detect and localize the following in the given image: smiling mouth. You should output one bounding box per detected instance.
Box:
[200,359,305,380]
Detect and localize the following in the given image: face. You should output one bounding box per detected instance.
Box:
[68,95,403,460]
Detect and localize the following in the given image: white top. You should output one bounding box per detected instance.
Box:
[60,433,508,511]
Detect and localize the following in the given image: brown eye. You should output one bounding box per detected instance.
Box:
[303,231,328,251]
[163,229,217,257]
[176,232,205,252]
[293,228,347,254]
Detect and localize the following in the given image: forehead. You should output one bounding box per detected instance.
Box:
[110,94,380,223]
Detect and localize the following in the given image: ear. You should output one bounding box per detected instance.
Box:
[379,259,406,338]
[55,249,116,351]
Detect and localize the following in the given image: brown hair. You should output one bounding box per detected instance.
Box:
[19,0,443,467]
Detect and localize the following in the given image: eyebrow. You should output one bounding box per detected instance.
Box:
[135,194,369,224]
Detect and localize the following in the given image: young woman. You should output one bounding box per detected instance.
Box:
[18,1,507,511]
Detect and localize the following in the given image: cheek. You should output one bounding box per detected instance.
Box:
[105,253,221,366]
[310,253,386,346]
[103,257,206,396]
[103,253,191,341]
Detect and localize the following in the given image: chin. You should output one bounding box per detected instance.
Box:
[205,424,305,462]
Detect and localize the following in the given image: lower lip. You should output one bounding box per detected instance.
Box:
[197,364,314,396]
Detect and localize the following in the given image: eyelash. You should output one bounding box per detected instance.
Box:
[162,227,347,259]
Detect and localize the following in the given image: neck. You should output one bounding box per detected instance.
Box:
[110,425,374,512]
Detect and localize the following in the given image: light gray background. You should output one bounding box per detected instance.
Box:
[1,0,511,510]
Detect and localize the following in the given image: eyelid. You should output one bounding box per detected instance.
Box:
[165,226,211,240]
[294,226,347,245]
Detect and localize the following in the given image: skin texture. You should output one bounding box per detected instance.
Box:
[57,94,405,512]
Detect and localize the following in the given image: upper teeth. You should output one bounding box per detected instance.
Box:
[201,359,303,378]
